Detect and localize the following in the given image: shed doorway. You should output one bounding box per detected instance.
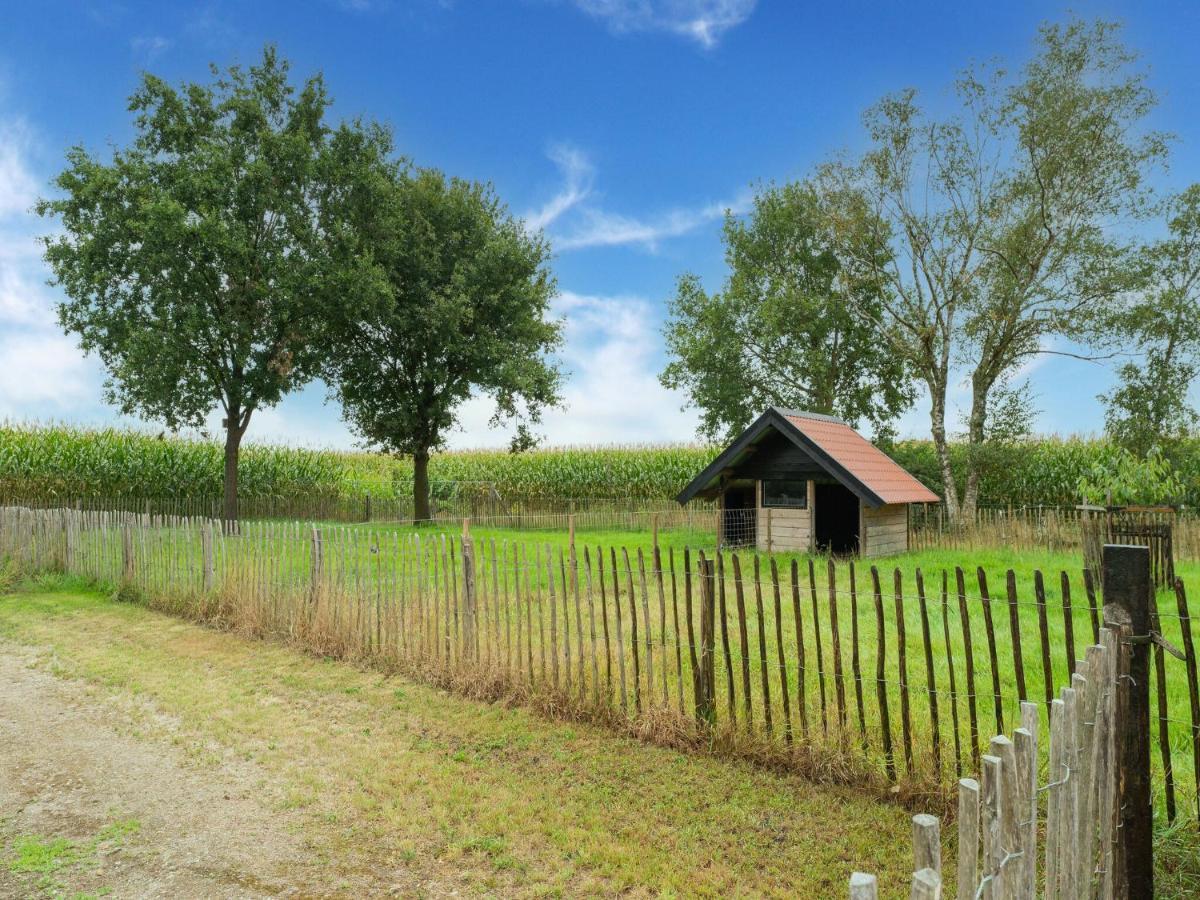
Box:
[814,482,859,555]
[721,483,756,548]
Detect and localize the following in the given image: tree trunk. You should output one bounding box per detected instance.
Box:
[223,406,251,530]
[413,450,431,525]
[928,380,962,525]
[960,377,989,524]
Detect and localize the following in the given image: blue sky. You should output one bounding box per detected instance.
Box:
[1,1,1198,449]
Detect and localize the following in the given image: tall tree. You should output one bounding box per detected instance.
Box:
[322,150,563,522]
[1102,184,1200,455]
[820,18,1167,522]
[38,48,383,522]
[660,181,913,441]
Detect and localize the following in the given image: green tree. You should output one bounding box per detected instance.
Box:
[38,48,383,523]
[660,181,913,441]
[820,19,1167,523]
[322,152,563,522]
[1102,184,1200,455]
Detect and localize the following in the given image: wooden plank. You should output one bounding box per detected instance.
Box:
[670,547,684,716]
[1045,697,1064,900]
[623,547,641,713]
[912,813,940,876]
[957,777,980,898]
[956,567,981,772]
[1103,545,1154,898]
[718,552,736,723]
[610,546,627,711]
[754,555,773,734]
[809,558,828,736]
[732,553,753,726]
[655,545,670,707]
[1083,566,1102,644]
[976,567,1005,735]
[849,872,878,900]
[828,559,847,739]
[849,562,867,750]
[1005,569,1027,703]
[1175,578,1200,826]
[871,566,895,782]
[584,546,600,705]
[637,548,654,706]
[597,546,612,700]
[990,735,1020,899]
[894,568,914,777]
[1035,570,1055,714]
[771,558,792,743]
[980,753,1002,898]
[941,571,963,778]
[684,547,698,718]
[909,868,941,900]
[1061,571,1077,677]
[791,559,809,739]
[915,568,942,779]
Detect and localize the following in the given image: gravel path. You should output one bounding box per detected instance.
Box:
[0,644,321,899]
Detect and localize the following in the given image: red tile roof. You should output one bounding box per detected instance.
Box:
[783,412,940,505]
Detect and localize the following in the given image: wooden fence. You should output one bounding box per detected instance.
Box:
[2,505,1198,827]
[852,546,1157,898]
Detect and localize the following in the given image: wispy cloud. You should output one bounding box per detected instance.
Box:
[130,34,172,61]
[524,143,594,231]
[555,199,736,251]
[526,143,744,252]
[570,0,756,48]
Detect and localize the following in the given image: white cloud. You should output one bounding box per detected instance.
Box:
[0,119,37,217]
[527,143,745,252]
[571,0,756,48]
[446,290,699,448]
[130,35,172,61]
[0,113,102,420]
[555,198,734,251]
[524,142,594,231]
[0,332,93,414]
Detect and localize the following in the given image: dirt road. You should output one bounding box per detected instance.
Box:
[1,643,353,899]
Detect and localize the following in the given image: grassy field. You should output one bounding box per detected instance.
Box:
[12,509,1196,818]
[0,577,920,897]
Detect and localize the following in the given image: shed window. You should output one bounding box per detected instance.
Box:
[762,479,808,509]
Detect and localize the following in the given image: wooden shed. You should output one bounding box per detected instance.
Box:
[676,408,939,557]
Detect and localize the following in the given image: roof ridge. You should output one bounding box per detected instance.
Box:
[774,407,848,426]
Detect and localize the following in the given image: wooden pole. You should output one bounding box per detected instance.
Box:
[870,566,895,782]
[1102,543,1153,899]
[697,555,716,727]
[1174,578,1200,826]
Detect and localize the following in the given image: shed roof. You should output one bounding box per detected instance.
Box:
[675,408,940,508]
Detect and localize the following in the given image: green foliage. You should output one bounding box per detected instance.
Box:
[660,181,913,442]
[320,153,563,517]
[1102,184,1200,455]
[1077,445,1185,506]
[820,17,1166,518]
[37,47,386,518]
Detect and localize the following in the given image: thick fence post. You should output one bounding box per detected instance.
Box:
[1102,543,1153,899]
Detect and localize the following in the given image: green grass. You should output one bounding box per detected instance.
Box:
[4,817,139,899]
[18,515,1200,810]
[0,583,920,897]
